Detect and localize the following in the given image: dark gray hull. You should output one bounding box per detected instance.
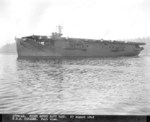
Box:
[15,37,144,58]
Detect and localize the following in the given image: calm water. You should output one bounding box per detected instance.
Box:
[0,54,150,115]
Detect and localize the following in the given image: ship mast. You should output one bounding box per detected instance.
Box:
[57,25,63,35]
[51,25,63,38]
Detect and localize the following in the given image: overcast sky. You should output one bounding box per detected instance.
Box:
[0,0,150,47]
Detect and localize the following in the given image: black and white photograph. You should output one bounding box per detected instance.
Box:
[0,0,150,121]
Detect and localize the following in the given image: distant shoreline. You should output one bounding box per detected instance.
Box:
[0,52,17,55]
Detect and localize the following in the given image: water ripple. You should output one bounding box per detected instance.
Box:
[0,54,150,114]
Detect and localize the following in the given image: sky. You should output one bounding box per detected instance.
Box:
[0,0,150,47]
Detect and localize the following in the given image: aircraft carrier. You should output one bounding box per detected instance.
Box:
[15,26,145,58]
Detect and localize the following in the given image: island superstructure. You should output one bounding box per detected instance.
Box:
[15,26,145,58]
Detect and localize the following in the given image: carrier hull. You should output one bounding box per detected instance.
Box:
[15,37,145,58]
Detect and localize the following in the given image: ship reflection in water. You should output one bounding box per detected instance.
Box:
[0,54,150,114]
